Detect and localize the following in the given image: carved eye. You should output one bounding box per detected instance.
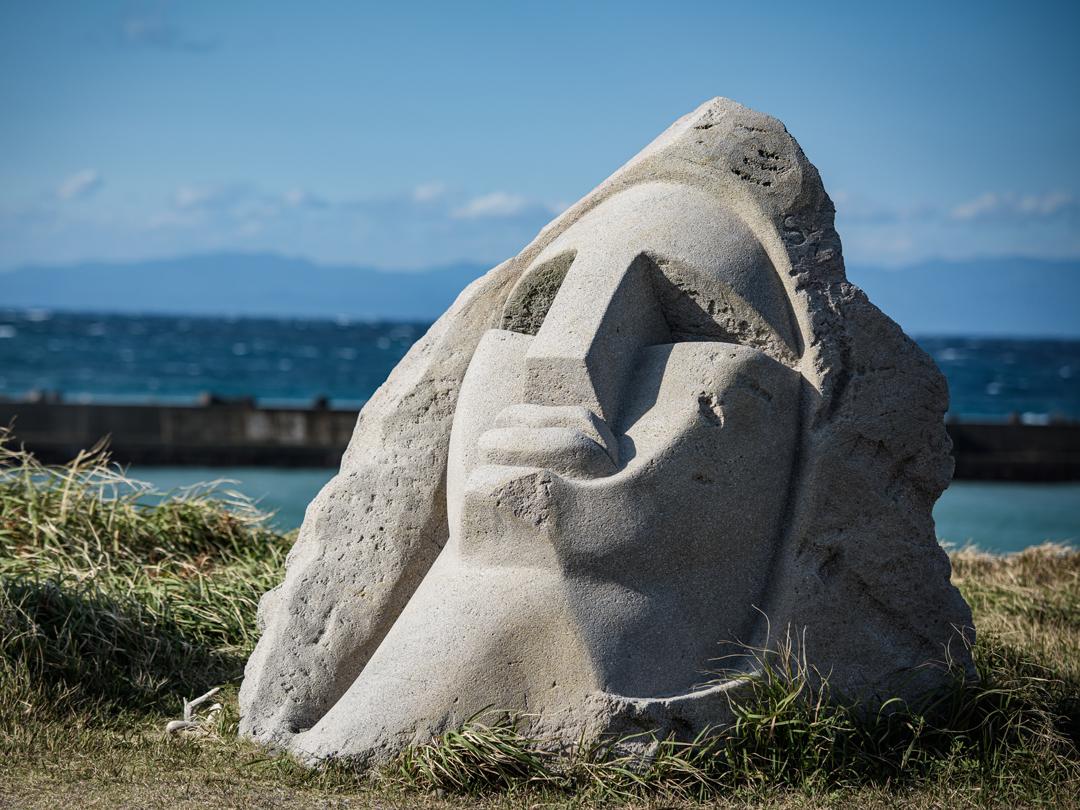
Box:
[642,253,740,344]
[501,251,575,336]
[642,253,797,364]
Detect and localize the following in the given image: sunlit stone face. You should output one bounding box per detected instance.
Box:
[240,99,974,769]
[446,182,803,697]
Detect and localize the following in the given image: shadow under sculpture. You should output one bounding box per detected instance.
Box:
[239,98,976,766]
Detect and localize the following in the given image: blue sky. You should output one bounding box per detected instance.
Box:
[2,0,1078,270]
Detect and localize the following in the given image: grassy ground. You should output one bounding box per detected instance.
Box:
[1,433,1077,808]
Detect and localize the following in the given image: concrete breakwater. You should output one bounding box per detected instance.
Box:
[1,396,1078,481]
[0,396,356,468]
[948,421,1080,481]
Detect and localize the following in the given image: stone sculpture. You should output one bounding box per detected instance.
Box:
[239,97,975,766]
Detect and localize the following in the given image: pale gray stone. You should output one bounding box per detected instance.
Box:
[239,97,975,766]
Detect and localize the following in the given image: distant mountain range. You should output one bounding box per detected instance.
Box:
[0,253,485,322]
[2,252,1078,337]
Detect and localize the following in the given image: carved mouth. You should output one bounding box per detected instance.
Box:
[476,404,619,479]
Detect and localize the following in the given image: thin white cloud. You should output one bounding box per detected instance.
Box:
[412,182,446,203]
[156,184,278,231]
[17,174,1080,272]
[283,188,326,209]
[115,181,568,268]
[830,188,1080,265]
[173,185,219,210]
[950,191,1076,222]
[835,188,1077,228]
[172,184,272,214]
[57,169,103,201]
[832,190,937,225]
[121,12,218,52]
[950,192,997,221]
[452,191,539,219]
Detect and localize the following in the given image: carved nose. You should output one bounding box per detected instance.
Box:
[524,250,670,424]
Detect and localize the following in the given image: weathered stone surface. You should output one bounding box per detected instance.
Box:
[239,97,975,766]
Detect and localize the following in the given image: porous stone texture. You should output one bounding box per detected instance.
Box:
[239,97,975,766]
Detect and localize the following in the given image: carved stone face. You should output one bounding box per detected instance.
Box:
[447,182,803,697]
[240,100,972,768]
[282,182,808,759]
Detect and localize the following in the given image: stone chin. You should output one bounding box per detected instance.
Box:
[238,98,975,767]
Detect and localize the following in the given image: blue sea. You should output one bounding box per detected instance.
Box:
[1,310,1078,549]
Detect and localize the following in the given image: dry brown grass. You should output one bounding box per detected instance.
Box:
[2,544,1074,809]
[1,442,1077,808]
[952,543,1080,705]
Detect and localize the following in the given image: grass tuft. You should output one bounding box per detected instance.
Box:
[384,631,1078,802]
[0,429,1077,807]
[0,428,290,719]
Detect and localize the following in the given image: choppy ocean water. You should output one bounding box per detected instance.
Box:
[2,310,1078,549]
[2,310,1079,419]
[0,310,423,409]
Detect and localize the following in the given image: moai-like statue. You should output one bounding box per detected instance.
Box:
[239,98,975,766]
